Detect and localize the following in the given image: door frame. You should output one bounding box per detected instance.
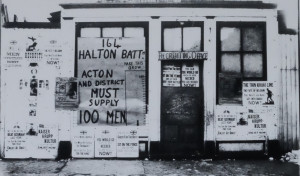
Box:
[160,21,205,154]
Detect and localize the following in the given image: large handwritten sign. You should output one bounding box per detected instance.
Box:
[77,37,146,126]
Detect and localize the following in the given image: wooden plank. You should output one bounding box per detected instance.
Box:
[287,36,293,152]
[278,35,285,151]
[291,36,298,149]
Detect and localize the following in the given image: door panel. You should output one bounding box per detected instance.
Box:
[161,61,204,156]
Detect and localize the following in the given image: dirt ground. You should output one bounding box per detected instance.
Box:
[0,159,298,175]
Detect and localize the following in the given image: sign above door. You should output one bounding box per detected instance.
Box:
[159,51,208,60]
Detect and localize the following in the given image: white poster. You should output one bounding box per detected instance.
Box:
[72,128,94,158]
[116,128,139,158]
[181,63,199,87]
[5,123,28,158]
[34,123,59,159]
[162,64,181,87]
[95,127,117,158]
[243,82,275,106]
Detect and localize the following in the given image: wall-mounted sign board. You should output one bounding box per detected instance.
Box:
[159,51,208,60]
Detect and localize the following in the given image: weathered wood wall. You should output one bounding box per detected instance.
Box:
[279,34,300,152]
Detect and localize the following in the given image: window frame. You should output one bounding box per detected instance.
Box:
[75,22,149,106]
[216,22,267,105]
[161,21,204,52]
[161,21,204,88]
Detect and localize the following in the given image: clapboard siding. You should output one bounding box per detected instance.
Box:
[279,35,299,152]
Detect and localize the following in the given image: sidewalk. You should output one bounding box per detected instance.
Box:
[0,159,299,175]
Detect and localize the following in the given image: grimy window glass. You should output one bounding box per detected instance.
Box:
[217,22,266,105]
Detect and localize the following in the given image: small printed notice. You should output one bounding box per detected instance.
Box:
[116,128,139,158]
[162,64,181,87]
[95,127,117,158]
[3,40,23,68]
[243,82,275,106]
[55,77,79,109]
[5,123,28,158]
[44,39,62,67]
[215,108,238,138]
[181,63,199,87]
[72,128,94,158]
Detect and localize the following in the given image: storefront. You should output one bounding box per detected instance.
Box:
[1,1,298,159]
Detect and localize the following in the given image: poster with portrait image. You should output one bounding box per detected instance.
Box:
[55,77,79,109]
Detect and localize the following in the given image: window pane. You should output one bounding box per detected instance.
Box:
[221,27,241,51]
[218,74,242,104]
[124,27,144,37]
[183,27,201,51]
[243,54,263,78]
[221,54,241,73]
[243,27,263,51]
[81,28,101,37]
[102,27,122,37]
[164,28,182,51]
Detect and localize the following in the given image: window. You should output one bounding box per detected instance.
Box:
[162,22,203,87]
[217,22,266,104]
[76,22,149,126]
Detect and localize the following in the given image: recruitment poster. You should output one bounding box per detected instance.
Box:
[181,63,199,87]
[34,123,59,159]
[72,128,94,158]
[5,123,28,158]
[116,128,139,158]
[243,82,276,106]
[77,37,146,126]
[162,64,181,87]
[95,127,117,158]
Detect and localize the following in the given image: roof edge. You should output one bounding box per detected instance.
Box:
[60,1,277,9]
[3,22,61,29]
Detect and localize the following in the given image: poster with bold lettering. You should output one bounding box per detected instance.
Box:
[72,128,94,158]
[44,39,62,68]
[77,37,146,126]
[3,39,24,68]
[162,64,181,87]
[181,63,199,87]
[34,124,59,159]
[243,82,276,106]
[55,77,79,109]
[215,107,238,140]
[5,123,28,158]
[246,108,278,139]
[95,127,117,158]
[116,128,139,158]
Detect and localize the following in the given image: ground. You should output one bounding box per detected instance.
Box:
[0,159,298,175]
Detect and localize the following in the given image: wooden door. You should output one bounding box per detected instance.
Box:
[161,61,204,156]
